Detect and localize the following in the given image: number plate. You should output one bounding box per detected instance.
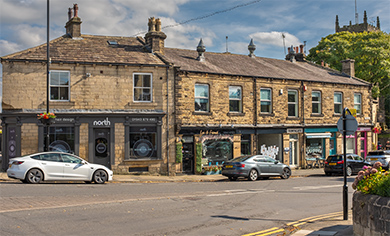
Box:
[329,163,337,165]
[226,165,233,168]
[370,158,378,161]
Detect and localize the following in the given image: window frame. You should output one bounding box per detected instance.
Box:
[229,86,242,113]
[311,91,322,114]
[334,92,343,115]
[49,70,70,101]
[288,89,298,117]
[354,93,362,115]
[260,88,272,114]
[133,73,153,102]
[194,84,210,112]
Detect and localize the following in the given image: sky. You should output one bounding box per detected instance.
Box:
[0,0,389,77]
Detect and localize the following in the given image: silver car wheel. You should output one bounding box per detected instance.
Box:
[26,169,43,184]
[93,170,108,184]
[248,169,258,181]
[281,168,291,179]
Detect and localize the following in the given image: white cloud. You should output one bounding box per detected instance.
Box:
[0,40,21,56]
[250,31,301,48]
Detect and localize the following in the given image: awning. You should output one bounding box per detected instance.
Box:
[305,133,331,139]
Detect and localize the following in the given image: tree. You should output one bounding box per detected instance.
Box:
[307,31,390,128]
[307,31,390,99]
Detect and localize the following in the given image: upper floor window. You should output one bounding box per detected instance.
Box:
[312,91,321,114]
[229,86,242,112]
[288,90,298,117]
[50,70,70,101]
[260,88,272,113]
[334,92,343,114]
[133,73,152,102]
[354,93,362,115]
[195,84,209,112]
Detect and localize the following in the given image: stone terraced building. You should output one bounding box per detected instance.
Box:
[1,4,377,174]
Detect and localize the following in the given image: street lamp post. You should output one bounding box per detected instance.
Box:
[45,0,50,151]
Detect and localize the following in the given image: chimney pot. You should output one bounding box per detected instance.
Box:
[197,38,206,62]
[68,8,73,21]
[73,4,79,18]
[300,45,304,54]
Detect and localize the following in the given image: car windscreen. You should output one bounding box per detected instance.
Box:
[367,150,390,156]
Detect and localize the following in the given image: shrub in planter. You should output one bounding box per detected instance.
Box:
[352,162,390,197]
[175,142,183,163]
[195,143,202,174]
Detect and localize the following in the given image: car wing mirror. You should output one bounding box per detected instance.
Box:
[274,160,279,164]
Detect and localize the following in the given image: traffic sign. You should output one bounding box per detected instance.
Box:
[337,115,358,135]
[346,108,357,118]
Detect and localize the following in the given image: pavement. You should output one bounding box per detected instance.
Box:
[0,168,354,236]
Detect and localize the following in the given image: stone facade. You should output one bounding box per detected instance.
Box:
[353,191,390,236]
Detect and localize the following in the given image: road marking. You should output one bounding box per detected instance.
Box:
[242,211,350,236]
[293,184,342,191]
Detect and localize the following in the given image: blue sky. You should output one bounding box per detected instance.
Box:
[0,0,389,76]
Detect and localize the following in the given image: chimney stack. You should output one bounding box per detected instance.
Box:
[65,4,82,38]
[144,17,167,54]
[341,59,355,77]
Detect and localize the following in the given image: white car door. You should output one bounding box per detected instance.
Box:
[37,153,65,180]
[61,154,91,180]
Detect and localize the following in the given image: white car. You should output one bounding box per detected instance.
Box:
[7,152,113,184]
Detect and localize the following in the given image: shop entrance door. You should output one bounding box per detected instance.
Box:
[289,134,299,167]
[359,132,367,158]
[182,142,194,173]
[93,128,110,169]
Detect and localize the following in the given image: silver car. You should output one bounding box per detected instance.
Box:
[222,155,291,181]
[7,152,113,184]
[366,150,390,170]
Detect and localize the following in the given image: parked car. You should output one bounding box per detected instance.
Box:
[366,150,390,170]
[324,154,370,176]
[222,155,291,181]
[7,152,113,184]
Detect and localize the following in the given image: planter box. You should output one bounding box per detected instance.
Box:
[353,191,390,236]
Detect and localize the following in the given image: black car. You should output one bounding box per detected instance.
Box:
[324,154,371,176]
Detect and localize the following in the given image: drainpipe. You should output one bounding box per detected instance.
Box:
[166,66,170,176]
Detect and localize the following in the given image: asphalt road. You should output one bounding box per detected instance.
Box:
[0,175,355,236]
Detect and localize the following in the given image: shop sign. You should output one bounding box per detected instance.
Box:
[200,130,219,135]
[357,127,371,132]
[54,118,75,123]
[131,117,157,122]
[93,117,111,126]
[287,128,303,133]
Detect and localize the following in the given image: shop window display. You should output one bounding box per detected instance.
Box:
[306,138,323,159]
[44,127,75,153]
[129,126,157,159]
[202,139,232,165]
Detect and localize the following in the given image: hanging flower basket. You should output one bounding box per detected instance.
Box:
[37,112,56,125]
[373,126,382,134]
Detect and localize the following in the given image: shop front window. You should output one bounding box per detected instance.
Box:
[44,127,75,153]
[306,138,323,159]
[129,126,157,159]
[202,139,232,165]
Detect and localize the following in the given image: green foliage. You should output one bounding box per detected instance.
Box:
[307,31,390,99]
[195,143,202,174]
[175,142,183,163]
[353,165,390,197]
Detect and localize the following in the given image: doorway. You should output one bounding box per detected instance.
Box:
[93,128,110,169]
[289,134,299,167]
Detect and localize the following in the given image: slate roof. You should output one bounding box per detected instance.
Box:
[1,33,370,87]
[1,34,165,66]
[163,48,370,86]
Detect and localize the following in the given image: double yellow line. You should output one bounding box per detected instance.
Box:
[242,211,350,236]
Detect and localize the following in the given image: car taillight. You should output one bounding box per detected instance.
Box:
[324,161,328,164]
[12,161,24,165]
[337,160,344,164]
[236,164,245,168]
